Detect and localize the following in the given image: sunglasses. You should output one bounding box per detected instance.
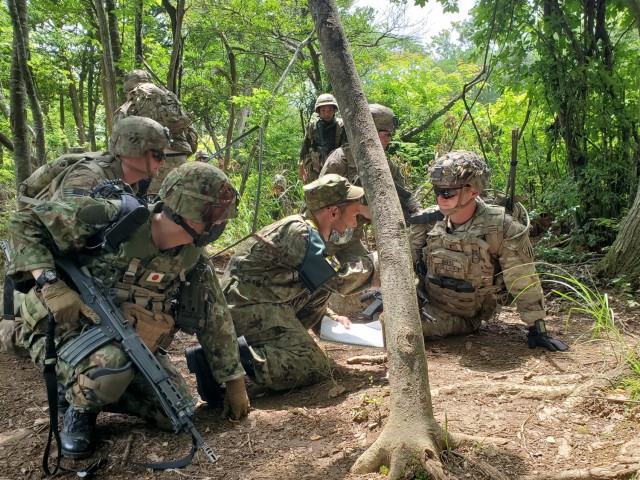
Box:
[150,150,166,161]
[434,186,467,199]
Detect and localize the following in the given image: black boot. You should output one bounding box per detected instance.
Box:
[60,406,97,459]
[185,346,225,407]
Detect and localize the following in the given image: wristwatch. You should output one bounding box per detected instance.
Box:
[36,269,59,289]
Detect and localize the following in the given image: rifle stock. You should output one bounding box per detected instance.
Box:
[54,256,218,464]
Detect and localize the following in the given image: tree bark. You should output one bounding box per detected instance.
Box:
[309,1,448,478]
[167,0,185,94]
[63,58,87,145]
[105,0,124,102]
[8,0,32,188]
[7,0,46,168]
[134,0,143,65]
[94,0,118,135]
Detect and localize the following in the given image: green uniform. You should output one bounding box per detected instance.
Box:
[299,117,347,182]
[410,199,545,338]
[7,197,244,424]
[221,214,378,391]
[0,154,135,356]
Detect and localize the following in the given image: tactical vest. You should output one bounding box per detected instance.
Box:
[422,204,506,317]
[18,153,117,207]
[82,210,201,314]
[308,118,343,171]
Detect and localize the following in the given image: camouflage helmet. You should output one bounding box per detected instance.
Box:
[110,116,171,158]
[429,150,491,192]
[369,104,398,132]
[194,150,209,162]
[273,174,287,189]
[124,69,151,92]
[159,162,238,226]
[314,93,339,112]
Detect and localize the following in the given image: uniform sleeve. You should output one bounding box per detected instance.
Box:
[195,258,246,383]
[299,122,312,164]
[324,251,379,296]
[389,160,421,214]
[7,197,119,281]
[499,217,545,323]
[320,148,347,177]
[54,164,104,199]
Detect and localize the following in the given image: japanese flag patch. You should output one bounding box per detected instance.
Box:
[145,272,165,283]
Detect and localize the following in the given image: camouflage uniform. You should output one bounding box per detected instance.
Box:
[114,70,198,193]
[409,151,545,338]
[299,94,348,182]
[6,168,244,426]
[221,176,378,391]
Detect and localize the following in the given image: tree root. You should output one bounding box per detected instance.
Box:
[520,460,640,480]
[346,354,387,364]
[431,380,576,399]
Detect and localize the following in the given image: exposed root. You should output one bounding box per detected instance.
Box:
[520,460,640,480]
[432,380,576,399]
[562,363,633,409]
[346,354,387,364]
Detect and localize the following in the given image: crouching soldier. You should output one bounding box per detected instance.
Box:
[5,162,249,459]
[189,174,379,396]
[410,151,568,351]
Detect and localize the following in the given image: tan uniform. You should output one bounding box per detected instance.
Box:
[411,199,545,338]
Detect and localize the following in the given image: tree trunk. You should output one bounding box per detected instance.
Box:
[8,0,46,167]
[218,30,238,171]
[167,0,185,94]
[105,0,124,102]
[88,61,98,150]
[94,0,118,135]
[64,59,87,145]
[309,1,449,478]
[134,0,143,65]
[8,0,32,188]
[600,179,640,286]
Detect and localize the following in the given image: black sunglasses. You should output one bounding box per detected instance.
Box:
[434,186,467,199]
[150,150,166,161]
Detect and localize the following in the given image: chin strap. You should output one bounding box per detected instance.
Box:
[120,158,155,180]
[439,195,476,216]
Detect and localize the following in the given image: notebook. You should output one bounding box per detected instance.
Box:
[319,316,384,348]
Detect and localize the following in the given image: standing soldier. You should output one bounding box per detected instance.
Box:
[0,116,171,356]
[299,94,348,183]
[410,151,569,351]
[114,69,198,195]
[5,162,249,459]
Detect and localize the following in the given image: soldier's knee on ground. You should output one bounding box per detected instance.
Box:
[71,361,134,408]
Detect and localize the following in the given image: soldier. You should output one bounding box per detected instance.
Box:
[410,151,569,351]
[320,103,422,262]
[114,69,198,195]
[0,116,171,356]
[194,149,209,162]
[299,94,348,183]
[5,162,249,459]
[189,174,378,394]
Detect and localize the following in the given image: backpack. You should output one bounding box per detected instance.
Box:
[18,152,113,207]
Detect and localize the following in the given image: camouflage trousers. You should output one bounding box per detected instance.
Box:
[31,333,193,429]
[230,290,332,391]
[0,289,29,357]
[420,300,499,339]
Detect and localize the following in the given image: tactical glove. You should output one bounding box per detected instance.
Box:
[221,377,250,420]
[42,280,100,326]
[527,319,568,352]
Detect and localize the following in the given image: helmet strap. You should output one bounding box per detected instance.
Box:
[163,206,202,244]
[439,192,476,216]
[121,157,152,180]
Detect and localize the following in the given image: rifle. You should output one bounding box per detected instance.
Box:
[359,288,436,323]
[54,256,217,466]
[505,127,518,214]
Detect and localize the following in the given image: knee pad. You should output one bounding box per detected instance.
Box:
[74,361,134,406]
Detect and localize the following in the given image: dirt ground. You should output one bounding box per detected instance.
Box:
[0,289,639,480]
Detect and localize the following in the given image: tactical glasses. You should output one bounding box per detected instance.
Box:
[150,150,166,161]
[434,185,467,199]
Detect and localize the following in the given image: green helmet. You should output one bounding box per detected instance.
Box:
[194,150,209,162]
[159,162,238,246]
[429,150,491,192]
[314,93,338,112]
[273,174,287,189]
[124,69,151,92]
[369,104,398,132]
[110,116,171,158]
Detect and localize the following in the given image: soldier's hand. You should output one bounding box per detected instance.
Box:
[221,377,250,420]
[527,320,568,352]
[42,280,101,325]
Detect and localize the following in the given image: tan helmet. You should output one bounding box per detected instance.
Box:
[194,150,209,162]
[273,173,287,190]
[369,104,398,132]
[314,93,339,113]
[429,151,491,192]
[123,69,151,92]
[159,162,238,246]
[110,116,171,158]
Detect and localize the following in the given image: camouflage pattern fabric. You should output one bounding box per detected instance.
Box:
[221,215,378,391]
[319,145,421,261]
[299,117,347,182]
[0,154,134,357]
[147,154,187,195]
[414,199,545,338]
[429,150,491,192]
[6,196,244,416]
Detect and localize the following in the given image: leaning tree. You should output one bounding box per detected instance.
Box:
[308,0,452,478]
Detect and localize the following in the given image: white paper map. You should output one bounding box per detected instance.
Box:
[319,316,384,348]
